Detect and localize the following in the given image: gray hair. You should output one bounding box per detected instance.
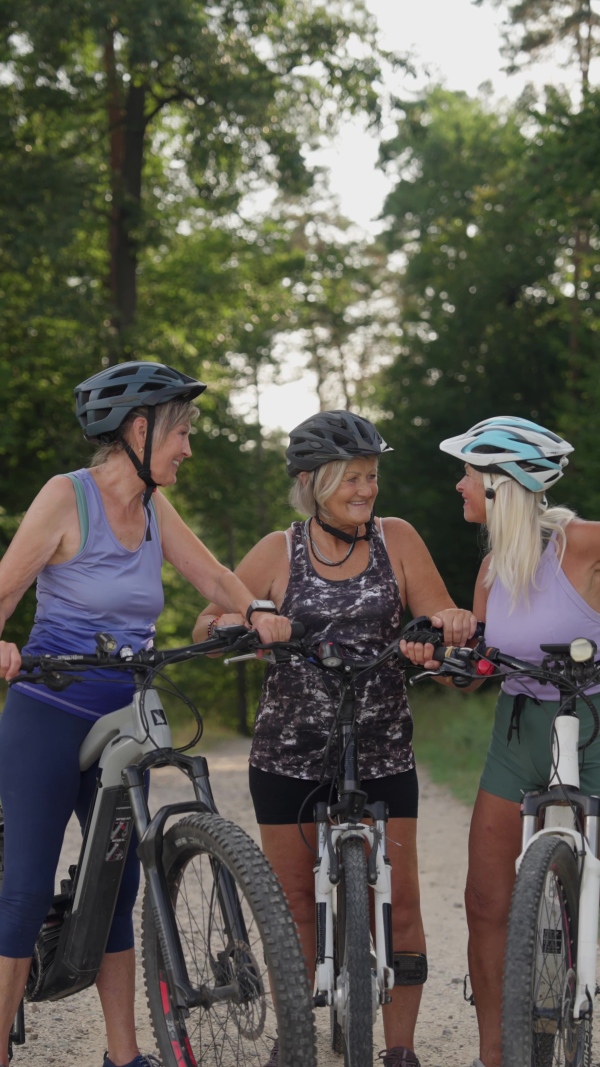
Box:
[90,398,199,467]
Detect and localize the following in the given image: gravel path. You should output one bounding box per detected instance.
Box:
[9,739,482,1066]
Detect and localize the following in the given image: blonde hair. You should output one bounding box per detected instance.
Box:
[484,473,575,608]
[90,399,199,466]
[289,459,373,518]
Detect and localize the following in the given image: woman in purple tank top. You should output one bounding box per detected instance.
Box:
[195,411,476,1067]
[0,362,292,1067]
[406,417,600,1067]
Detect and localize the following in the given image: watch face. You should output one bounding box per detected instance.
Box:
[247,599,277,621]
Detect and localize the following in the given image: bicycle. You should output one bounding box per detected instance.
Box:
[403,622,600,1067]
[224,625,424,1067]
[2,625,317,1067]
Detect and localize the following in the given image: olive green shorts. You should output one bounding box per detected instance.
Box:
[479,690,600,803]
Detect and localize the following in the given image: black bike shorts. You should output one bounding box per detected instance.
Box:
[249,764,419,825]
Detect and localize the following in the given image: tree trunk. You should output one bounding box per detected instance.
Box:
[105,30,146,355]
[104,31,124,364]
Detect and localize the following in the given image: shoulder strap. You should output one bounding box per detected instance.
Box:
[63,472,89,555]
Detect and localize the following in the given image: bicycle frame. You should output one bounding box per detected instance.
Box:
[20,681,249,1012]
[312,681,395,1018]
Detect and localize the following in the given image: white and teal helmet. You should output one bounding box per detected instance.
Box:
[439,416,573,493]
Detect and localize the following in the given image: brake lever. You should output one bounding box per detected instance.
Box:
[408,669,442,685]
[13,670,83,692]
[223,652,276,665]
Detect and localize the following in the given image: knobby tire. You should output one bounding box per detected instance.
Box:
[335,836,373,1067]
[502,834,592,1067]
[142,812,316,1067]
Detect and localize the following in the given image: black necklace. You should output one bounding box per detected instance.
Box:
[306,519,356,567]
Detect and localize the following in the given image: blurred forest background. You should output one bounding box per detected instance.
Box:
[1,0,599,748]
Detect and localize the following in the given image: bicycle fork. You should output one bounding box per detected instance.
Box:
[313,805,395,1010]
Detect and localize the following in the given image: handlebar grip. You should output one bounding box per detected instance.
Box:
[19,655,37,672]
[290,622,305,639]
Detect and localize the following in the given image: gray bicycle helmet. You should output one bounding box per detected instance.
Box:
[74,361,206,542]
[286,410,393,477]
[74,360,206,441]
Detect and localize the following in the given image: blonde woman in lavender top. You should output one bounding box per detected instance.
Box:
[403,416,600,1067]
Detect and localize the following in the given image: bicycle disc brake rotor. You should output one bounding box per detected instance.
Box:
[213,939,266,1039]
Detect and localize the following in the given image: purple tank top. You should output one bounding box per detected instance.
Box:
[485,537,600,700]
[14,468,164,719]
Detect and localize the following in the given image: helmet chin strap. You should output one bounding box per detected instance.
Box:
[314,506,375,544]
[121,407,158,541]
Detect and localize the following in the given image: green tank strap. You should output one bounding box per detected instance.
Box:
[63,472,89,555]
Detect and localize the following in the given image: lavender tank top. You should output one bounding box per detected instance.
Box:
[250,519,413,780]
[14,468,164,720]
[485,537,600,700]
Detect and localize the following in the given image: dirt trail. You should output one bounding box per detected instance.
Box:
[4,739,525,1066]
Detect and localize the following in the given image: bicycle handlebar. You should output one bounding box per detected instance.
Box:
[15,622,307,685]
[402,620,600,693]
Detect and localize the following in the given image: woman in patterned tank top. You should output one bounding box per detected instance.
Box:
[196,410,476,1067]
[403,417,600,1067]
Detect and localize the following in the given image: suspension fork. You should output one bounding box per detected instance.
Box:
[314,802,335,1005]
[126,757,253,1009]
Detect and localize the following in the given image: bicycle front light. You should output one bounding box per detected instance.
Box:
[570,637,597,663]
[318,641,343,668]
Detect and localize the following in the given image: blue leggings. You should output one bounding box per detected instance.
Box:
[0,689,142,958]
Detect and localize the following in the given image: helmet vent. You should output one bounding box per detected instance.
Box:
[100,384,129,398]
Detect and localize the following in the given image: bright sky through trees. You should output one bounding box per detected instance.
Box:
[255,0,584,432]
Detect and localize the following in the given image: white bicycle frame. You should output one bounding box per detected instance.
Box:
[517,713,600,1020]
[313,814,395,1021]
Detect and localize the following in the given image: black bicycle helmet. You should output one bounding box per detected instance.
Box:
[74,360,206,441]
[285,410,393,477]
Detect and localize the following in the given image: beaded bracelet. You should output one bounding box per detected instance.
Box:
[206,616,222,638]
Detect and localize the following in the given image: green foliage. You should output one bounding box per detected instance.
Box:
[411,681,498,806]
[375,84,600,607]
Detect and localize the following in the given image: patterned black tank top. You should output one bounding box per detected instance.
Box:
[250,519,413,780]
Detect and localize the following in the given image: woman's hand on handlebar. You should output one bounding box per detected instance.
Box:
[399,608,477,670]
[0,640,22,681]
[250,612,292,644]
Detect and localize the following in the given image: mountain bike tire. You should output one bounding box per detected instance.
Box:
[334,836,374,1067]
[502,834,592,1067]
[142,812,316,1067]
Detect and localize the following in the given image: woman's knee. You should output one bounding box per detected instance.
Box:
[465,871,512,931]
[0,887,55,957]
[284,883,316,928]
